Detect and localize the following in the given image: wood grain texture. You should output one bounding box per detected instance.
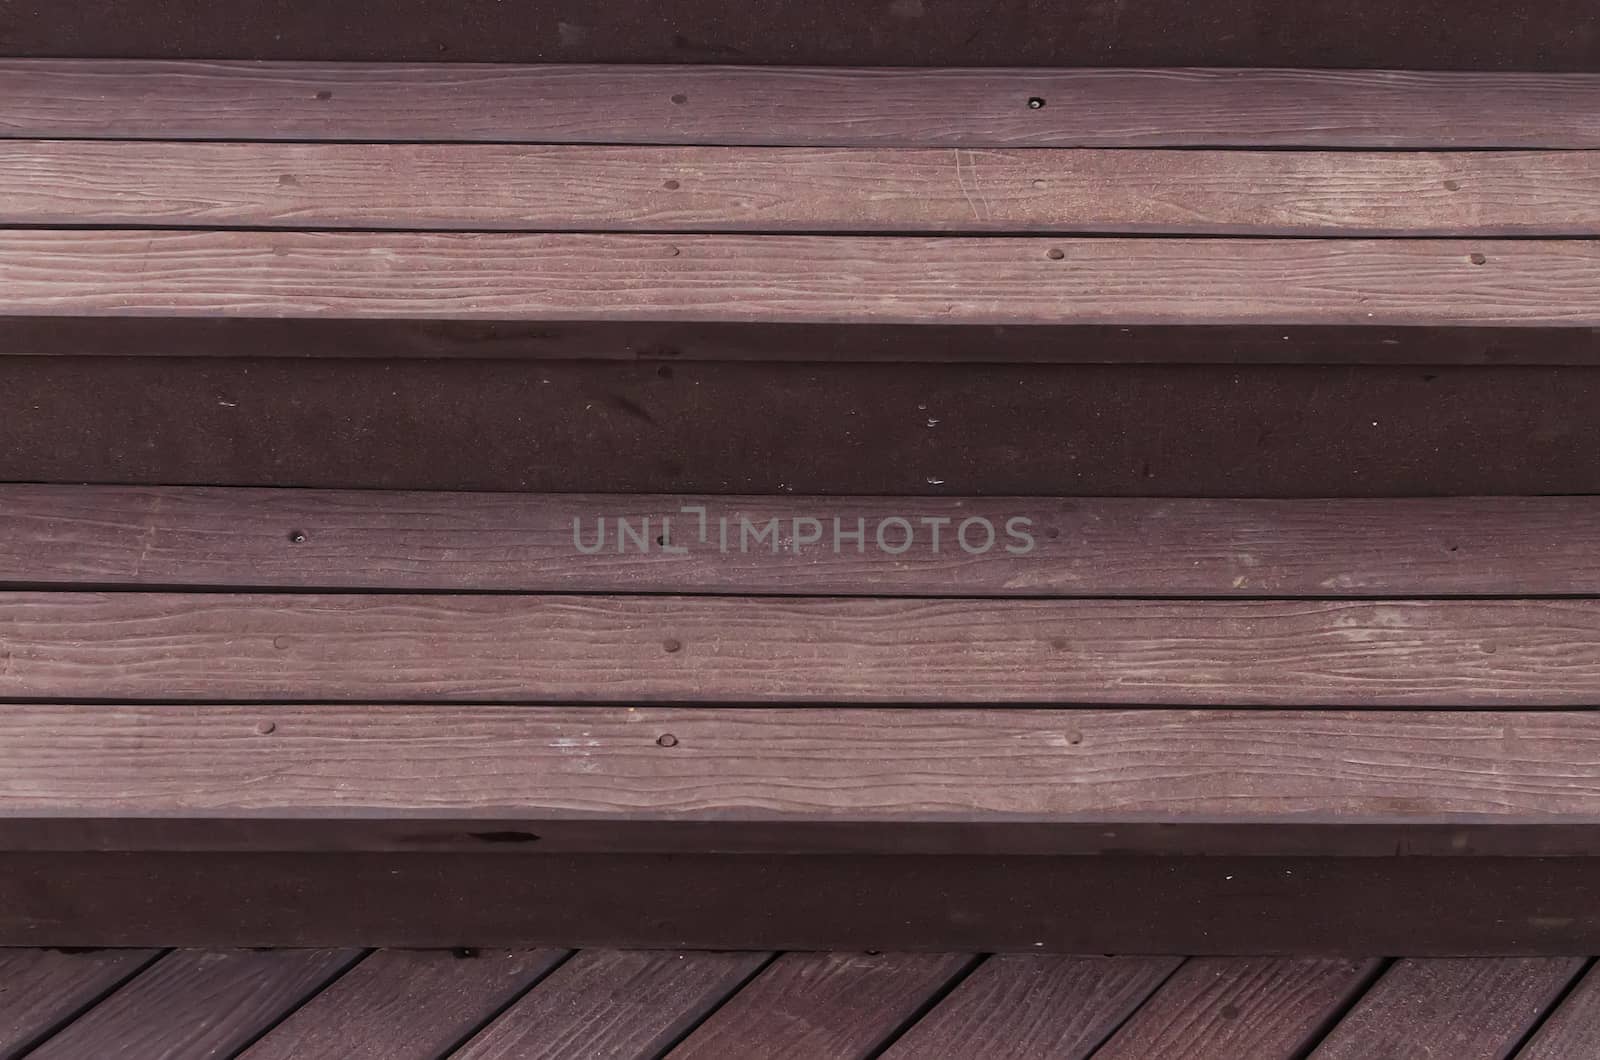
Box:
[1094,958,1380,1059]
[19,706,1600,849]
[25,948,358,1060]
[1515,962,1600,1059]
[3,63,1597,148]
[1311,958,1585,1059]
[2,231,1595,327]
[8,358,1600,498]
[669,952,974,1059]
[453,950,769,1060]
[7,0,1595,71]
[9,486,1600,598]
[882,955,1180,1059]
[0,948,160,1058]
[6,142,1597,236]
[3,593,1598,706]
[7,853,1600,953]
[239,948,566,1060]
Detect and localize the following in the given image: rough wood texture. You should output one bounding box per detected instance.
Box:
[1516,963,1600,1060]
[3,593,1596,706]
[0,948,160,1057]
[2,231,1594,327]
[669,952,974,1059]
[882,955,1180,1058]
[6,143,1596,237]
[7,486,1600,597]
[3,63,1597,148]
[1310,958,1585,1059]
[454,950,769,1059]
[1094,958,1380,1059]
[239,948,567,1060]
[6,853,1600,954]
[14,706,1600,857]
[25,949,358,1060]
[6,358,1600,497]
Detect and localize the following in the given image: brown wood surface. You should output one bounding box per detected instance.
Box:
[239,948,567,1060]
[6,0,1594,70]
[7,486,1600,597]
[882,955,1180,1058]
[3,63,1597,148]
[3,593,1596,706]
[0,948,160,1058]
[13,706,1600,857]
[24,948,359,1060]
[1310,958,1585,1059]
[1516,963,1600,1059]
[453,949,769,1059]
[2,231,1594,327]
[6,853,1600,954]
[6,143,1596,237]
[1094,957,1380,1059]
[668,951,974,1059]
[5,358,1600,497]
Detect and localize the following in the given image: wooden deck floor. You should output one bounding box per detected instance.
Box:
[2,948,1596,1059]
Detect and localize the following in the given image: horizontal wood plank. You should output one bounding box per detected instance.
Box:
[2,231,1595,327]
[2,594,1595,706]
[6,143,1597,236]
[3,63,1597,148]
[6,852,1600,953]
[6,486,1598,597]
[7,1,1594,71]
[8,706,1600,857]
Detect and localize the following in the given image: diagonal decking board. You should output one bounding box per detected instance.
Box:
[2,63,1597,148]
[4,143,1598,237]
[0,231,1595,327]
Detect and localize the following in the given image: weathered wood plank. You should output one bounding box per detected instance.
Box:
[1309,958,1585,1059]
[0,948,161,1057]
[453,950,769,1060]
[2,593,1595,706]
[1516,963,1600,1059]
[58,702,1600,824]
[2,231,1595,327]
[7,486,1597,597]
[669,952,974,1059]
[7,0,1594,71]
[882,955,1180,1058]
[3,63,1597,148]
[14,705,1600,856]
[6,358,1600,497]
[6,143,1597,236]
[5,853,1600,953]
[239,948,566,1060]
[25,949,359,1060]
[1093,958,1380,1059]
